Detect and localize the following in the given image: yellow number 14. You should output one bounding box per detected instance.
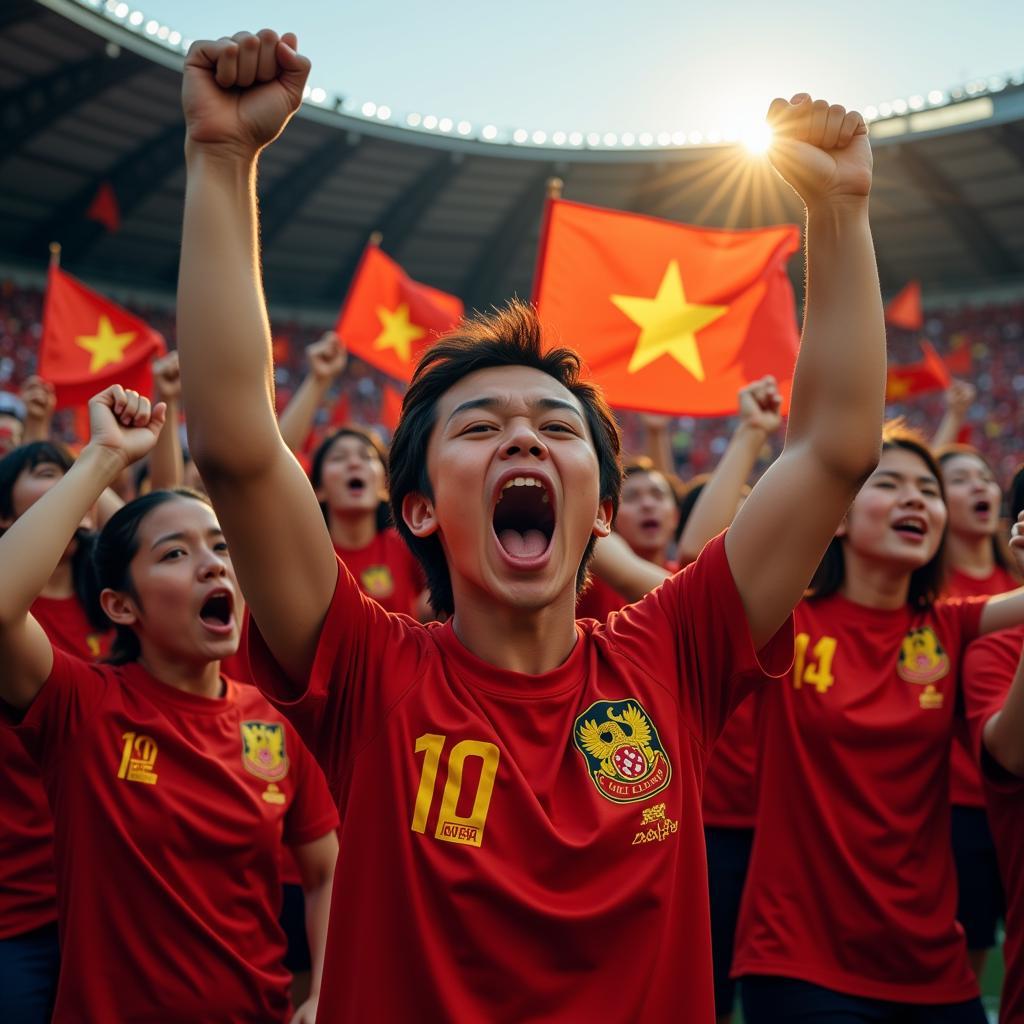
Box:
[411,734,500,848]
[793,633,838,693]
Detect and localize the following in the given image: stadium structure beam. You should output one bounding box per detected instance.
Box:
[259,135,361,248]
[462,163,557,312]
[0,0,42,33]
[22,122,184,265]
[991,123,1024,174]
[0,50,147,160]
[897,144,1020,278]
[323,151,464,301]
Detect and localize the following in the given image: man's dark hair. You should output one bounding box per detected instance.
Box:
[389,300,622,616]
[809,422,946,610]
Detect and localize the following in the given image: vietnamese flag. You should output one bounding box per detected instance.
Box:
[40,266,166,409]
[85,181,120,233]
[885,340,950,402]
[335,242,463,381]
[380,382,404,433]
[533,199,801,416]
[885,281,923,331]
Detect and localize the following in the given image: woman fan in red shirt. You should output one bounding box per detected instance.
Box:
[734,426,1024,1022]
[938,444,1018,979]
[0,386,339,1024]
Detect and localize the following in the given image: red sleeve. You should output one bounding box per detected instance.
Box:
[282,722,341,846]
[1,648,111,776]
[963,629,1024,794]
[246,555,431,789]
[600,531,793,747]
[936,595,988,652]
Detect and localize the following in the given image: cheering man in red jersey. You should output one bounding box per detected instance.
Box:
[176,29,885,1022]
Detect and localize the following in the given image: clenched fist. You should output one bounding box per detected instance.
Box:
[182,29,311,159]
[766,94,871,208]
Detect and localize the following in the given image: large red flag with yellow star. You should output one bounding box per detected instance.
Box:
[334,242,463,381]
[40,266,166,409]
[533,199,801,416]
[885,340,950,403]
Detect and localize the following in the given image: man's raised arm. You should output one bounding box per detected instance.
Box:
[725,95,886,648]
[177,30,338,686]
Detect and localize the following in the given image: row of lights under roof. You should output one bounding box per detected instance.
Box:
[77,0,1024,148]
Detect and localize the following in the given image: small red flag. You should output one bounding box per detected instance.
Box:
[85,182,120,233]
[943,341,972,377]
[335,243,463,382]
[327,392,351,429]
[885,341,950,402]
[533,199,801,417]
[40,266,166,409]
[381,382,404,433]
[885,281,923,331]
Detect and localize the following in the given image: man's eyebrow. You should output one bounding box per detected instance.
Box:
[446,395,584,426]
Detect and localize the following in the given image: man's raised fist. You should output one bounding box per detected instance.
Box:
[182,29,311,159]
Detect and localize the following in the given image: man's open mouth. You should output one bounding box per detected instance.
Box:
[492,476,555,560]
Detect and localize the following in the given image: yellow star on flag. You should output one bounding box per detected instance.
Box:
[75,315,137,373]
[373,303,426,364]
[611,261,728,378]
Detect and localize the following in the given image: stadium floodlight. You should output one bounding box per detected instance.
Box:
[145,18,158,33]
[457,120,472,135]
[551,131,567,145]
[376,106,391,120]
[568,131,584,146]
[532,130,547,145]
[406,113,422,126]
[603,132,618,146]
[310,87,327,104]
[361,101,377,117]
[688,130,703,145]
[908,95,925,110]
[586,132,601,147]
[878,101,892,117]
[157,25,169,40]
[639,132,653,146]
[706,129,721,144]
[302,85,311,99]
[988,76,1007,92]
[513,128,529,144]
[657,131,671,146]
[672,130,687,145]
[439,117,453,133]
[105,0,117,13]
[422,115,438,129]
[928,89,945,105]
[891,99,908,114]
[168,30,181,45]
[482,124,498,140]
[128,10,142,25]
[740,122,772,155]
[620,132,634,146]
[114,3,129,18]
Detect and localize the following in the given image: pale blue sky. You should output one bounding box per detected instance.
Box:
[136,0,1024,136]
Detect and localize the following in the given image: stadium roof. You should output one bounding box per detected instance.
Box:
[3,0,1024,316]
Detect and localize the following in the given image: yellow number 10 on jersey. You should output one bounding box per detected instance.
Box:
[411,734,501,848]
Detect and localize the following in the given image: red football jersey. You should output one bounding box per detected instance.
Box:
[962,626,1024,1024]
[247,534,792,1022]
[5,651,339,1023]
[334,526,424,616]
[702,694,758,828]
[0,596,111,939]
[944,565,1018,808]
[575,574,629,621]
[733,593,986,1002]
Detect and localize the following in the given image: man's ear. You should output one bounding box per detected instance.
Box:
[100,588,139,628]
[403,492,439,539]
[593,498,614,539]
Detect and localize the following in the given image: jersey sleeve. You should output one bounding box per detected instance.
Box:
[246,555,430,790]
[282,722,341,847]
[601,531,793,748]
[963,629,1024,794]
[0,647,111,777]
[936,595,988,654]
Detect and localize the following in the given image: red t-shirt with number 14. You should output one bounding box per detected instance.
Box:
[248,533,793,1022]
[734,593,986,1003]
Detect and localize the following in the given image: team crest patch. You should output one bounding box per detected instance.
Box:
[240,721,289,782]
[360,564,394,599]
[897,627,950,685]
[574,700,672,804]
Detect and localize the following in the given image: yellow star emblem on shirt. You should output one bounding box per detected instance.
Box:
[373,303,426,364]
[611,261,728,379]
[75,315,137,373]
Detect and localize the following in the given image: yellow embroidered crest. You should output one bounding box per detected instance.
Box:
[574,700,672,804]
[897,626,950,685]
[360,565,394,599]
[240,721,289,782]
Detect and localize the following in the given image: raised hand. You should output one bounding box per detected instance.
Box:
[307,331,347,382]
[738,375,783,434]
[152,350,182,403]
[945,378,976,417]
[766,94,870,207]
[182,29,311,158]
[19,375,55,423]
[86,385,166,470]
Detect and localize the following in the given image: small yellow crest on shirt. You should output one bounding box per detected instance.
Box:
[632,801,679,845]
[360,564,394,599]
[240,721,289,782]
[117,732,159,785]
[897,627,950,685]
